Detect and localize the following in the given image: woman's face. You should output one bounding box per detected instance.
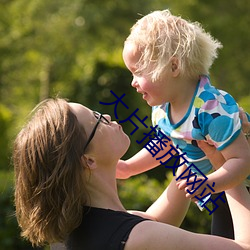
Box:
[68,103,130,162]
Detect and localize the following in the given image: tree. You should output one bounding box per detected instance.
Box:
[0,1,249,248]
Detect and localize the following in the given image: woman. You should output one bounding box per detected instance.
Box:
[13,98,250,249]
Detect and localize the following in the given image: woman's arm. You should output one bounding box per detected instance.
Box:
[205,131,250,193]
[197,140,225,170]
[178,132,250,198]
[125,184,250,250]
[129,164,190,227]
[144,164,190,227]
[206,109,250,192]
[126,111,250,249]
[178,109,250,198]
[225,184,250,243]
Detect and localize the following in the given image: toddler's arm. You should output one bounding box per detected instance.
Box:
[116,139,174,179]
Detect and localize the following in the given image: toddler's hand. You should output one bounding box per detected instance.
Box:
[116,160,131,179]
[176,176,215,201]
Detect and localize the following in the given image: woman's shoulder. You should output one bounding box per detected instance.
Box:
[66,206,148,250]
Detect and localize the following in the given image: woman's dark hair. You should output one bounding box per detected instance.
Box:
[13,98,88,246]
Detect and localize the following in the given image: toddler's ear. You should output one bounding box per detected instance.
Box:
[171,62,178,72]
[170,57,180,76]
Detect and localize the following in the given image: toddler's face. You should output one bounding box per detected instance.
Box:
[123,43,173,106]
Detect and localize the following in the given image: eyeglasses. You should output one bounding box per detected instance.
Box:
[84,111,110,151]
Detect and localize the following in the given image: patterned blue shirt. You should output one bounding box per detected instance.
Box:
[152,75,244,175]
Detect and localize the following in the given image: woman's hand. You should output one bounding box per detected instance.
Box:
[239,107,250,141]
[197,141,225,171]
[196,107,249,169]
[177,107,250,200]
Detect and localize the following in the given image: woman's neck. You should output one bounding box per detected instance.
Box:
[84,165,126,212]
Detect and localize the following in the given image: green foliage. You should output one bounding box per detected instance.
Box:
[239,95,250,113]
[182,202,211,234]
[0,105,13,170]
[1,0,249,167]
[118,174,163,210]
[185,1,250,100]
[0,1,249,248]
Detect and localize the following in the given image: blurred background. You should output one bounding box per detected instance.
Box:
[0,0,249,249]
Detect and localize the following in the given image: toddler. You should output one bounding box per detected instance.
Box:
[119,9,250,238]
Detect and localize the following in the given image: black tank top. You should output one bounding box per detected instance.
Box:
[66,206,148,250]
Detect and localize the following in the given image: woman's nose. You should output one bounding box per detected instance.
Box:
[103,114,112,122]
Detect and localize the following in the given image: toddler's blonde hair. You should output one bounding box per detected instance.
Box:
[125,9,222,81]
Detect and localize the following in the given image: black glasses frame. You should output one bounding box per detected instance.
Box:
[83,111,110,151]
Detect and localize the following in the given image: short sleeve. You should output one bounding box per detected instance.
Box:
[197,89,241,151]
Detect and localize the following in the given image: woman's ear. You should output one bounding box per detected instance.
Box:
[82,155,97,169]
